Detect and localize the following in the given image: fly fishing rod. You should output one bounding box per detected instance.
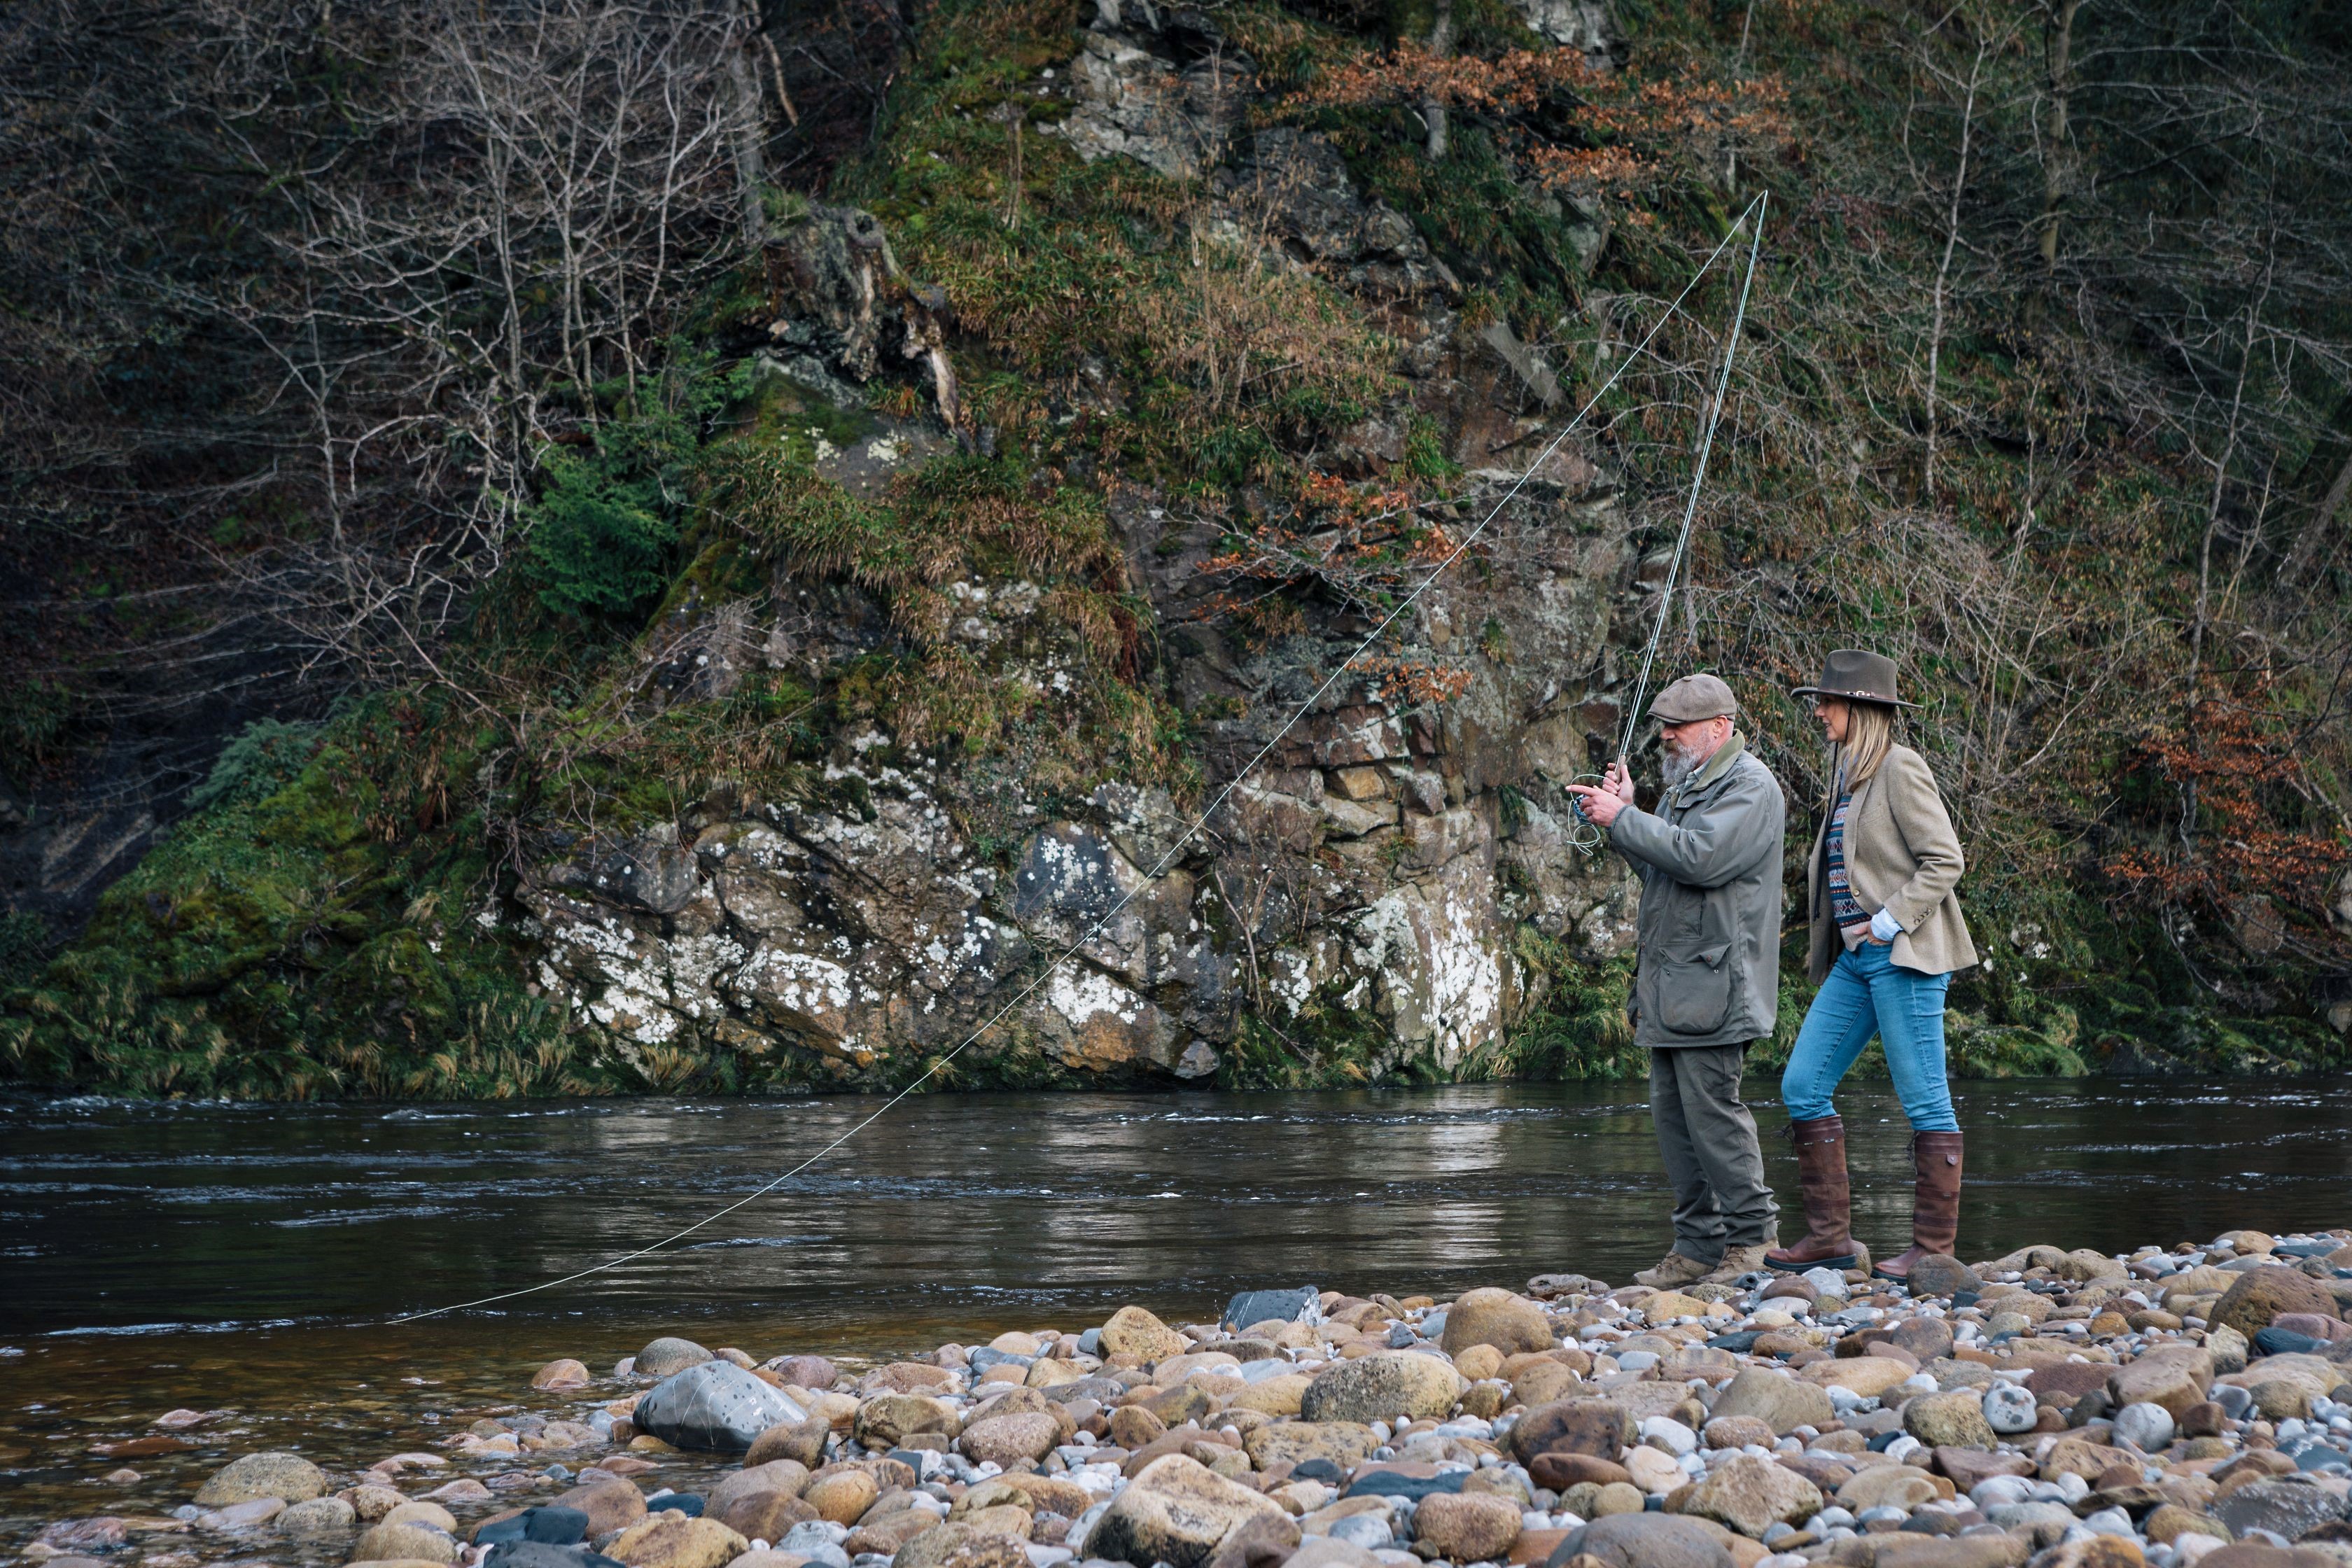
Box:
[1550,190,1766,854]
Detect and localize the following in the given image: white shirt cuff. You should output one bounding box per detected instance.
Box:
[1870,907,1903,942]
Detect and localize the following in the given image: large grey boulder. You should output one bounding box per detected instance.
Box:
[633,1363,808,1452]
[1058,10,1254,181]
[1299,1352,1463,1424]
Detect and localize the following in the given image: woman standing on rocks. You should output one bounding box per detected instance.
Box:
[1765,650,1977,1282]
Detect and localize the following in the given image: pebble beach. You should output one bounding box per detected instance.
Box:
[20,1230,2352,1568]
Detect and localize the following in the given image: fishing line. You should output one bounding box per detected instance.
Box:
[387,191,1771,1325]
[1614,191,1768,759]
[1548,189,1768,853]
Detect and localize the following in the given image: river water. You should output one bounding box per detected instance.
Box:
[3,1079,2348,1546]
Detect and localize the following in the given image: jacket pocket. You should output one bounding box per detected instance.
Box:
[1656,941,1734,1035]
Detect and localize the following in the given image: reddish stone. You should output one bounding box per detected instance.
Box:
[1530,1453,1632,1490]
[2272,1313,2352,1343]
[2026,1363,2114,1406]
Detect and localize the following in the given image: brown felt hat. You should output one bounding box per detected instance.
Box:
[1646,673,1739,724]
[1791,648,1918,708]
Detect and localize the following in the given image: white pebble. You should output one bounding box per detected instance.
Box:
[1983,1383,2039,1434]
[2113,1401,2176,1450]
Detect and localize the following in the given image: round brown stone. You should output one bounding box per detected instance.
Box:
[2212,1268,2339,1341]
[714,1490,818,1541]
[1511,1399,1632,1463]
[804,1470,881,1526]
[552,1480,649,1537]
[533,1359,592,1390]
[1414,1492,1524,1560]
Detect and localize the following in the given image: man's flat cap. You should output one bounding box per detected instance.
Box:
[1647,673,1738,724]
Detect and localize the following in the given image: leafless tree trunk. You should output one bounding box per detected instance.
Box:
[2188,286,2267,708]
[1422,0,1455,162]
[2035,0,2080,277]
[726,41,771,248]
[2282,449,2352,584]
[1922,34,1987,507]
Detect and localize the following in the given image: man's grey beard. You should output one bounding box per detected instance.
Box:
[1661,743,1699,791]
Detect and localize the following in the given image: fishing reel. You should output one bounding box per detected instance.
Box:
[1527,764,1614,857]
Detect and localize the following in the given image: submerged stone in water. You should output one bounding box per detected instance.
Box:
[533,1359,593,1390]
[275,1497,355,1536]
[193,1451,328,1506]
[200,1498,286,1532]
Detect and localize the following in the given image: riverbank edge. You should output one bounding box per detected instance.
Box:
[19,1228,2352,1568]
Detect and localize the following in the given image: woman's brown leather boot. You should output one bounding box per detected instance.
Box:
[1765,1116,1857,1271]
[1875,1130,1963,1281]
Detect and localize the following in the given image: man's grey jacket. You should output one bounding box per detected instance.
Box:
[1606,729,1788,1049]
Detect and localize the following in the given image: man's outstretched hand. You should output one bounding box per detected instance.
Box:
[1567,757,1637,829]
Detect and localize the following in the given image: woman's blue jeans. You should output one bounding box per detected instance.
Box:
[1780,941,1960,1132]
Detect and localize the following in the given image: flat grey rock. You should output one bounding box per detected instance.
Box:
[2216,1478,2348,1542]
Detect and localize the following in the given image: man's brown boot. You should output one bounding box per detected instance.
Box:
[1633,1250,1714,1288]
[1704,1243,1774,1284]
[1875,1130,1963,1281]
[1765,1116,1858,1272]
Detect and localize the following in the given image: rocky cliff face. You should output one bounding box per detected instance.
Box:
[504,3,1650,1088]
[16,0,2348,1100]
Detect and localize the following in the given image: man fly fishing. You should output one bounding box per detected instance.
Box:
[1567,674,1786,1287]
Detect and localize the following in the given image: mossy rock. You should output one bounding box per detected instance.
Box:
[1947,1024,2087,1079]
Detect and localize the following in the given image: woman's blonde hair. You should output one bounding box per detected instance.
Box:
[1834,699,1898,792]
